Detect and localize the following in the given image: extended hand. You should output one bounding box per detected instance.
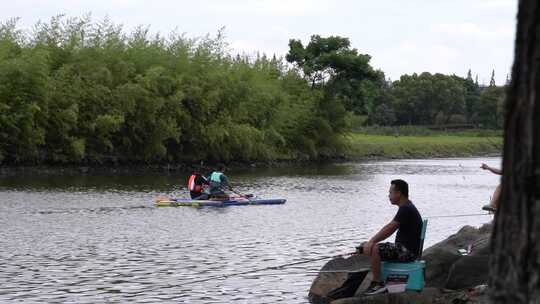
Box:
[481,163,489,170]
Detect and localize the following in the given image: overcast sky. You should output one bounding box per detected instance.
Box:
[1,0,517,85]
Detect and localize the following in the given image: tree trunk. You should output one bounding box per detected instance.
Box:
[489,0,540,303]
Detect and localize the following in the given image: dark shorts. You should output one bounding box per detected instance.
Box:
[378,242,417,262]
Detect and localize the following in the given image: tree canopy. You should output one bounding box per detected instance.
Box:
[0,16,348,164]
[0,16,506,165]
[286,35,384,115]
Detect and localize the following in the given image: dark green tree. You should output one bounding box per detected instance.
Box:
[285,35,383,115]
[391,73,466,125]
[474,86,505,128]
[466,69,473,81]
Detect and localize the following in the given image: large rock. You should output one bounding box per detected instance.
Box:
[330,287,489,304]
[445,255,490,290]
[330,288,444,304]
[423,223,492,288]
[309,254,371,304]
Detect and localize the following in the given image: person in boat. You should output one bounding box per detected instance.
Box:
[358,179,422,295]
[480,163,502,212]
[188,171,209,200]
[208,164,233,199]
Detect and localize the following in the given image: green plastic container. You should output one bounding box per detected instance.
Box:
[381,260,426,291]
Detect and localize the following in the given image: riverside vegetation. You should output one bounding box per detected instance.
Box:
[0,16,504,166]
[345,127,502,160]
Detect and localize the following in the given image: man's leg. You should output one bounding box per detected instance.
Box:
[363,243,388,295]
[491,184,502,209]
[370,244,382,282]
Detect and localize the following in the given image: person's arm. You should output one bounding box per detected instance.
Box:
[363,221,399,255]
[481,163,502,175]
[369,221,399,243]
[222,175,232,190]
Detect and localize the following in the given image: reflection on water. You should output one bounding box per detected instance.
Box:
[0,157,500,303]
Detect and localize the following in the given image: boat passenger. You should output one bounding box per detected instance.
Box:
[188,171,209,200]
[208,164,232,198]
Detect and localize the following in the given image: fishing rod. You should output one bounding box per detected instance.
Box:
[425,212,491,219]
[227,269,368,277]
[179,253,357,285]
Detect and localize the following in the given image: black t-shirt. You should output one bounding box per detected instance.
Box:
[393,200,422,255]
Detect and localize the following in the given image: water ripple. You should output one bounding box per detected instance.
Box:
[0,157,499,303]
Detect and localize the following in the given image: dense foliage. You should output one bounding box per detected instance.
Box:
[367,72,506,128]
[0,16,359,164]
[0,16,505,165]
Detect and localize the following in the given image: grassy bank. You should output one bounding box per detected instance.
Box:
[0,130,503,176]
[344,132,502,159]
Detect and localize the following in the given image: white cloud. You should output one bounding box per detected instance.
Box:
[205,0,333,17]
[372,41,461,79]
[230,39,263,55]
[0,0,517,84]
[270,25,292,39]
[431,22,513,39]
[473,0,516,9]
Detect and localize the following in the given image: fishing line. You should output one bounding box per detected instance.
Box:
[179,254,349,285]
[425,212,492,219]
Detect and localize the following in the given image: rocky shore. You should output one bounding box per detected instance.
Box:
[309,223,493,304]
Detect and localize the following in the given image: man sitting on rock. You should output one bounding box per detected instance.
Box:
[360,179,423,295]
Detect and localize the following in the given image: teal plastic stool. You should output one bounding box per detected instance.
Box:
[381,219,428,291]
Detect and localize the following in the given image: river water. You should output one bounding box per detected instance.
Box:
[0,157,500,303]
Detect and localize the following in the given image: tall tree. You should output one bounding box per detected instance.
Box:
[391,72,466,125]
[459,74,482,124]
[467,69,473,81]
[475,86,505,128]
[286,35,351,88]
[490,0,540,303]
[490,69,497,87]
[285,35,382,114]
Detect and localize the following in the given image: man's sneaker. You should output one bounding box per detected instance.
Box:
[482,204,497,212]
[363,281,387,295]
